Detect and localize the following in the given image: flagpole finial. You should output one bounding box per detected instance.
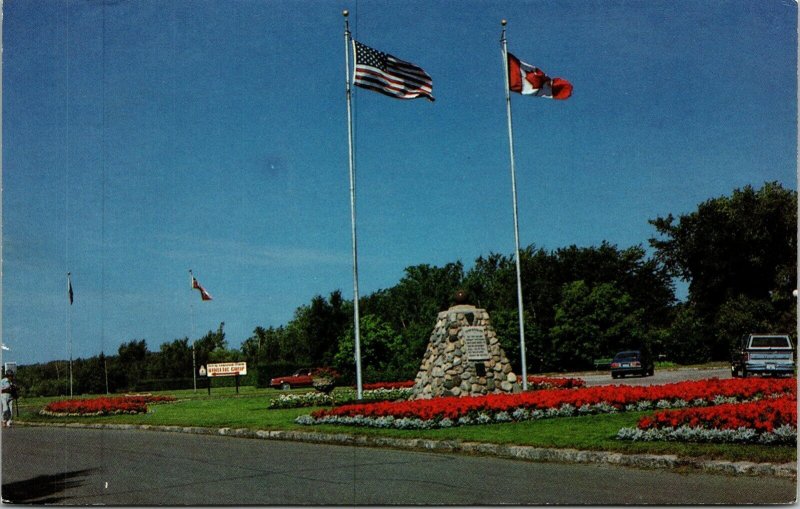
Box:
[343,9,349,17]
[501,19,507,26]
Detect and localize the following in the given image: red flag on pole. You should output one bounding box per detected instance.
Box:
[190,272,213,301]
[507,52,572,100]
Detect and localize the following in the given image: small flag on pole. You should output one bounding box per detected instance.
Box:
[507,52,572,100]
[67,273,74,305]
[353,39,434,101]
[190,271,213,301]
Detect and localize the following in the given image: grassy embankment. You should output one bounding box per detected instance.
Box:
[14,384,795,464]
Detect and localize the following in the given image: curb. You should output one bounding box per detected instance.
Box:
[15,421,796,479]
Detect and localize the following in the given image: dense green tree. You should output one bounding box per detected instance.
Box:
[207,347,245,363]
[665,303,711,364]
[549,281,647,370]
[242,325,288,365]
[117,339,149,389]
[156,338,193,379]
[650,182,797,358]
[464,251,523,311]
[714,296,776,354]
[73,355,107,395]
[194,323,226,368]
[16,361,68,397]
[364,263,465,328]
[334,314,408,382]
[360,263,465,377]
[299,291,350,365]
[241,327,265,364]
[464,243,674,371]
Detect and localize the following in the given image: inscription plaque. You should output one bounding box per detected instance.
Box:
[463,326,490,361]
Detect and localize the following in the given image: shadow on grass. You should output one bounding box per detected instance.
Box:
[2,468,98,504]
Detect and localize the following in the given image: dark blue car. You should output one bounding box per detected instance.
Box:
[610,350,654,379]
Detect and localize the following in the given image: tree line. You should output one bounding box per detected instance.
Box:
[15,182,797,396]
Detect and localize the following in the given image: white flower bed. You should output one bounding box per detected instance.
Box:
[616,424,797,445]
[268,387,413,409]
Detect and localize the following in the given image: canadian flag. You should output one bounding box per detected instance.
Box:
[190,272,213,301]
[507,52,572,100]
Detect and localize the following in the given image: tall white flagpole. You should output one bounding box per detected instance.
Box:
[501,20,529,391]
[343,10,364,399]
[67,272,74,397]
[189,269,197,392]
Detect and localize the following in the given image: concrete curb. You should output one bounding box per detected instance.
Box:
[16,421,796,479]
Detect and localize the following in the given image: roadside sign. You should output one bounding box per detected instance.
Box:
[205,362,247,377]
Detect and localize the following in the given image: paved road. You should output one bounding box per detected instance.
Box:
[575,367,732,387]
[2,427,795,505]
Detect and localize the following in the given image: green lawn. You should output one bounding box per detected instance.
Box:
[15,386,796,464]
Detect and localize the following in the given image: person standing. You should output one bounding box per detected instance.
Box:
[1,371,16,427]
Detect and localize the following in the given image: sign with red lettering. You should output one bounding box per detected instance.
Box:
[205,362,247,377]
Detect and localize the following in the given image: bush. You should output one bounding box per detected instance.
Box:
[133,378,195,392]
[26,379,67,398]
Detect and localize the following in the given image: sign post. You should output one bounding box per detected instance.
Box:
[199,365,209,395]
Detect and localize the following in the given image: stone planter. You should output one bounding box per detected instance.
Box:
[312,377,336,394]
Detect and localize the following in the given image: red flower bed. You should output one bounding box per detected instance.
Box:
[43,395,177,416]
[637,395,797,433]
[361,378,583,391]
[311,378,795,422]
[521,376,586,389]
[361,381,415,390]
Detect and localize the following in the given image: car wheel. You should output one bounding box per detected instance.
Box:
[647,367,654,377]
[731,366,738,378]
[741,367,747,378]
[281,382,291,390]
[611,373,618,379]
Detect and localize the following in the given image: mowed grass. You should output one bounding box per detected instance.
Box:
[15,386,796,464]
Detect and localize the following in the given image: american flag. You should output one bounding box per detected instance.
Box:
[352,40,434,101]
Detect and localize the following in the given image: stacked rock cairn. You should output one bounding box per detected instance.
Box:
[411,304,520,399]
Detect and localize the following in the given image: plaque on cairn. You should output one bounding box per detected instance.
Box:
[463,326,490,361]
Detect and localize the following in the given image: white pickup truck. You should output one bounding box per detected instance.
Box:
[730,333,795,378]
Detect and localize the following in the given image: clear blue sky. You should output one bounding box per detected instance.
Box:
[3,0,796,365]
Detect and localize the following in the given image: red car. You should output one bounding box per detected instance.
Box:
[269,368,337,390]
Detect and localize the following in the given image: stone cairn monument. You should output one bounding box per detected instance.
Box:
[411,291,520,399]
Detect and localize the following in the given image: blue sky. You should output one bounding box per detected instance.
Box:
[3,0,796,365]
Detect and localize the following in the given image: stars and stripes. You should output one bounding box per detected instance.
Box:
[353,40,434,101]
